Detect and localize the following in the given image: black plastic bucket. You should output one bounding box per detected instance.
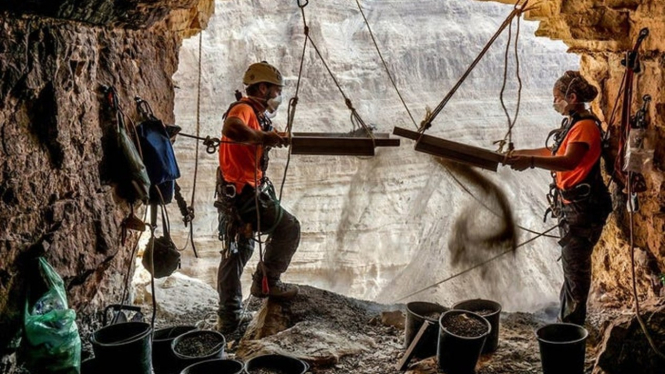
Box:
[153,325,197,374]
[180,358,244,374]
[405,301,449,358]
[171,330,225,372]
[244,354,309,374]
[452,299,502,353]
[536,323,588,374]
[91,321,153,374]
[437,309,491,374]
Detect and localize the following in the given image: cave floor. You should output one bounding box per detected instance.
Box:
[75,287,618,374]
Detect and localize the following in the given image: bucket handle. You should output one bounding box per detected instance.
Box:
[103,304,143,326]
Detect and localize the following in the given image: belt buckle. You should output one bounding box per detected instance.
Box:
[224,184,236,198]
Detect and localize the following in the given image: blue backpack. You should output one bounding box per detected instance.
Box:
[135,99,181,204]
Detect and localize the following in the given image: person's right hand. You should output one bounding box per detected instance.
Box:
[262,130,287,148]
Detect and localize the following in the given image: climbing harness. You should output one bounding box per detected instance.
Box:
[215,170,283,259]
[542,110,609,222]
[222,97,277,171]
[215,95,285,297]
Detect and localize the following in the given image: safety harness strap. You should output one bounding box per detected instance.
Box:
[544,110,607,222]
[222,99,274,173]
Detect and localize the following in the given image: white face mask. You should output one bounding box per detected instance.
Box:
[553,98,568,115]
[264,109,277,119]
[267,94,282,112]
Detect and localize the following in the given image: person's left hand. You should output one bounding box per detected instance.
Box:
[504,155,532,171]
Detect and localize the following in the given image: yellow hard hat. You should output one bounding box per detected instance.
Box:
[243,61,284,87]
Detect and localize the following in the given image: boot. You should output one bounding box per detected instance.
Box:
[250,274,299,299]
[216,310,256,335]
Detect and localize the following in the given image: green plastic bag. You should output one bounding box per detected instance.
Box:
[23,258,81,374]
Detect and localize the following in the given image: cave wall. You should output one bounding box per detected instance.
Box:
[0,0,213,356]
[501,0,665,305]
[0,0,663,366]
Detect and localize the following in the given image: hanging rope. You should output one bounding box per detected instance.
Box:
[296,0,376,144]
[394,223,558,302]
[418,0,528,135]
[496,3,523,153]
[627,173,665,359]
[278,0,311,201]
[192,31,203,210]
[600,70,627,189]
[355,0,418,130]
[253,147,269,293]
[180,31,204,256]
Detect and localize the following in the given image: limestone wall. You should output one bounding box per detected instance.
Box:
[516,0,665,305]
[0,0,213,354]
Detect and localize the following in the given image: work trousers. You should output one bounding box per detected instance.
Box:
[557,201,606,326]
[216,184,301,321]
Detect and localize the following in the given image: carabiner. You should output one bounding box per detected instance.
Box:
[298,0,309,8]
[204,136,220,154]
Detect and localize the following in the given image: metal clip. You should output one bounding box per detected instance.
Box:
[224,184,237,199]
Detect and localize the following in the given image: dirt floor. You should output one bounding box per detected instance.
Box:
[71,285,613,374]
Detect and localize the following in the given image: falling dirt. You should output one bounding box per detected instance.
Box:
[442,160,518,269]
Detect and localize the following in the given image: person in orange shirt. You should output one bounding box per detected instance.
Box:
[504,71,612,325]
[215,62,301,334]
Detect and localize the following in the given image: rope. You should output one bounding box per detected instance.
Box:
[355,0,418,130]
[278,0,310,201]
[497,5,523,153]
[601,70,627,189]
[148,224,157,329]
[253,146,269,293]
[394,224,558,302]
[182,31,204,255]
[418,0,527,135]
[298,2,375,143]
[627,176,665,358]
[114,208,148,325]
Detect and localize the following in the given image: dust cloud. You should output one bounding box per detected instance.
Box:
[442,160,519,293]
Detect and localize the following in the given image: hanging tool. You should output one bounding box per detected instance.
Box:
[175,131,221,154]
[614,28,649,190]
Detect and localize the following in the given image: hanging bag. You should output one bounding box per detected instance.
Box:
[103,86,151,204]
[135,98,181,204]
[23,258,81,374]
[142,205,181,279]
